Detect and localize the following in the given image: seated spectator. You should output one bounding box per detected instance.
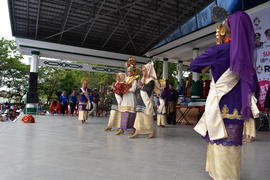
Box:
[8,109,16,121]
[49,100,58,115]
[38,103,46,115]
[0,115,4,122]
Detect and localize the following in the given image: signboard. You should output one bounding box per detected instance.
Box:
[39,59,125,74]
[250,8,270,110]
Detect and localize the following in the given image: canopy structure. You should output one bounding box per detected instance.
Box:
[8,0,214,61]
[146,0,270,65]
[8,0,216,112]
[16,37,150,67]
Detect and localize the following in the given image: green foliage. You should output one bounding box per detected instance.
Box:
[154,60,178,87]
[38,67,115,103]
[0,38,29,102]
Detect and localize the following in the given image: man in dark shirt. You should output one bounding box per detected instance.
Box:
[166,83,179,125]
[265,87,270,113]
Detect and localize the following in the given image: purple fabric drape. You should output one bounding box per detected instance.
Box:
[228,11,256,120]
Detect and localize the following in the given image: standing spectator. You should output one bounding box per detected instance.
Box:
[0,103,3,113]
[265,87,270,113]
[70,90,78,116]
[259,87,270,131]
[97,97,105,117]
[59,92,69,115]
[93,89,100,116]
[166,82,179,125]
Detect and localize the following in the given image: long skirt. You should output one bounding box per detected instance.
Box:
[78,110,88,121]
[120,112,136,130]
[157,114,166,126]
[107,110,121,129]
[243,118,256,138]
[206,143,241,180]
[134,112,154,134]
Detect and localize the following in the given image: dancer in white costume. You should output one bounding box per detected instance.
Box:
[105,73,125,131]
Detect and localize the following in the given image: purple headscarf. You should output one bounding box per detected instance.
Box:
[228,11,256,120]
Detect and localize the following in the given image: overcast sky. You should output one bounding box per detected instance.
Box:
[0,0,13,39]
[0,0,30,64]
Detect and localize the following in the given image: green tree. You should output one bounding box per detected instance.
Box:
[38,66,116,104]
[0,38,29,102]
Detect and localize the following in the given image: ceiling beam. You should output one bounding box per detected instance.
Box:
[35,0,41,39]
[27,0,29,35]
[42,0,139,40]
[101,0,142,48]
[10,0,17,34]
[115,4,138,52]
[139,17,181,54]
[139,1,213,54]
[120,0,168,52]
[80,0,106,46]
[59,0,74,42]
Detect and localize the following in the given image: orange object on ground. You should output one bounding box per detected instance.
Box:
[22,114,35,123]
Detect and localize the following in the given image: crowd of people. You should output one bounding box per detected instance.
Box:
[0,102,24,122]
[48,88,112,117]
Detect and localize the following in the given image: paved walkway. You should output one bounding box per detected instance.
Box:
[0,115,269,180]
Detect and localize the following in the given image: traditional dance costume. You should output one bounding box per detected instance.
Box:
[243,95,260,140]
[134,80,155,134]
[78,88,91,122]
[106,93,122,130]
[118,77,137,132]
[132,63,160,137]
[190,11,259,180]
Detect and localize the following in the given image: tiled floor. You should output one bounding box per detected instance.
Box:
[0,115,269,180]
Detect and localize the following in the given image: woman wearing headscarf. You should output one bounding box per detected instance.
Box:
[130,63,160,138]
[115,65,138,135]
[78,77,92,124]
[105,73,125,131]
[157,82,167,127]
[190,9,259,180]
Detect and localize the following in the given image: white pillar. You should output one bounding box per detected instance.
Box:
[162,58,168,80]
[177,60,183,83]
[30,51,39,72]
[192,48,200,81]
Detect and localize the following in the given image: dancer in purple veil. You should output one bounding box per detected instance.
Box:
[190,9,259,180]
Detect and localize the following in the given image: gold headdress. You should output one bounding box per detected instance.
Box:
[212,6,230,44]
[127,56,136,67]
[80,77,89,84]
[127,64,139,76]
[159,79,166,88]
